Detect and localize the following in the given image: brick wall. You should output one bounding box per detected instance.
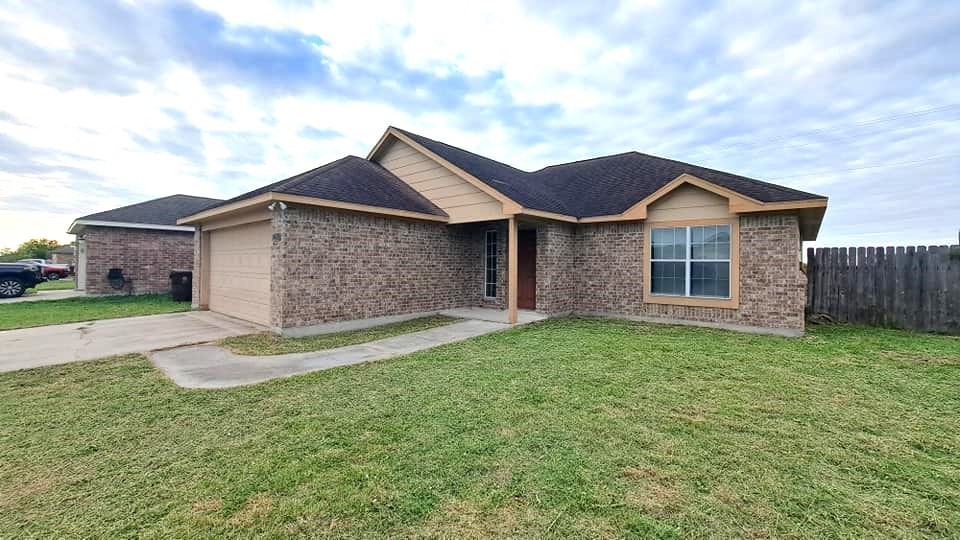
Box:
[271,207,481,329]
[575,222,646,315]
[202,206,804,333]
[536,221,578,314]
[573,214,805,331]
[81,226,194,295]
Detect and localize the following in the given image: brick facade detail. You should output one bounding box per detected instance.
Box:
[271,207,487,329]
[536,221,578,314]
[210,207,804,333]
[81,226,194,295]
[574,214,805,331]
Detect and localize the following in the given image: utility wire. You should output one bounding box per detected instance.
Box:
[699,117,959,156]
[714,104,960,152]
[766,154,960,180]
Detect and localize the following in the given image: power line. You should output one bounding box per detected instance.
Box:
[715,104,960,152]
[766,154,960,180]
[709,118,960,156]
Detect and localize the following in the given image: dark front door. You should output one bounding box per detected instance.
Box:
[517,229,537,310]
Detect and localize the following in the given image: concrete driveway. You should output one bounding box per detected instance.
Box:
[0,311,263,373]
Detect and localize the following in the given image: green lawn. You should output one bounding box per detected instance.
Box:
[222,315,460,355]
[1,319,958,538]
[30,277,75,291]
[0,294,190,330]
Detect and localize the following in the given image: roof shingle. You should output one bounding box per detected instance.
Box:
[79,194,223,226]
[206,156,447,217]
[394,127,826,217]
[200,127,826,223]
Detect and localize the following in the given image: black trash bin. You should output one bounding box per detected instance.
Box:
[169,270,192,302]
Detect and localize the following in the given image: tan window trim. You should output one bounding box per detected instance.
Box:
[643,217,740,309]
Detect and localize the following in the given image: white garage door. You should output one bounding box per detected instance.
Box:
[208,221,272,326]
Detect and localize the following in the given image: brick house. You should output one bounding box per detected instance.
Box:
[68,195,221,295]
[180,127,827,336]
[48,245,76,267]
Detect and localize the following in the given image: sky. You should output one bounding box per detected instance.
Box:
[0,0,958,251]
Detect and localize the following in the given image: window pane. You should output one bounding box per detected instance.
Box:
[484,231,497,297]
[651,261,686,295]
[716,227,730,243]
[691,226,703,243]
[716,241,730,259]
[652,227,685,260]
[702,242,717,259]
[691,224,731,261]
[690,262,730,298]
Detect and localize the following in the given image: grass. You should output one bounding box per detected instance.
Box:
[32,277,76,291]
[0,319,958,538]
[23,277,76,295]
[221,315,461,355]
[0,294,190,330]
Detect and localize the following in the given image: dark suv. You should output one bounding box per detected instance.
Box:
[0,263,46,298]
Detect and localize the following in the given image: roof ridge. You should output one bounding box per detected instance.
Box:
[392,127,825,201]
[534,151,639,172]
[629,150,826,199]
[391,126,530,174]
[78,193,223,220]
[169,194,222,201]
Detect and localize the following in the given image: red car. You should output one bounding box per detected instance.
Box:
[18,259,71,280]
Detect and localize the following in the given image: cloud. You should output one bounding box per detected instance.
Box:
[0,0,957,250]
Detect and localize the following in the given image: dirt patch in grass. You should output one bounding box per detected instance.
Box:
[191,498,223,513]
[228,493,274,525]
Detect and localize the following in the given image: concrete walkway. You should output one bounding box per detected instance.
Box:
[439,307,547,324]
[151,319,509,389]
[0,311,263,373]
[0,289,84,303]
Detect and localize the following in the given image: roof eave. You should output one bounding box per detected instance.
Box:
[178,191,450,225]
[68,219,195,234]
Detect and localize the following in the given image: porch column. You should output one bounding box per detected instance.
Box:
[508,216,518,324]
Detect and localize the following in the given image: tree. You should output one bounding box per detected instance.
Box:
[0,238,63,261]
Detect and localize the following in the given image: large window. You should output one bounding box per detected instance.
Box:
[651,224,731,298]
[484,230,498,298]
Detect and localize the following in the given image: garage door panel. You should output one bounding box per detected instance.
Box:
[208,221,271,326]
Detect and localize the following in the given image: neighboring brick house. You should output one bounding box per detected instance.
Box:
[48,245,76,267]
[67,195,221,295]
[180,127,827,336]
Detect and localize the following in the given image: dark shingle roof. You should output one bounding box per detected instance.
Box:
[394,127,826,217]
[79,194,223,226]
[206,156,446,217]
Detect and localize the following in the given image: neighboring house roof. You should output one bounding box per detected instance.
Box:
[393,127,826,217]
[50,245,74,254]
[68,194,223,233]
[204,155,447,217]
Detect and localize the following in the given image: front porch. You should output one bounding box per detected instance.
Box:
[455,215,578,325]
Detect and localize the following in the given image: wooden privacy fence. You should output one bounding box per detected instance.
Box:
[806,245,960,333]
